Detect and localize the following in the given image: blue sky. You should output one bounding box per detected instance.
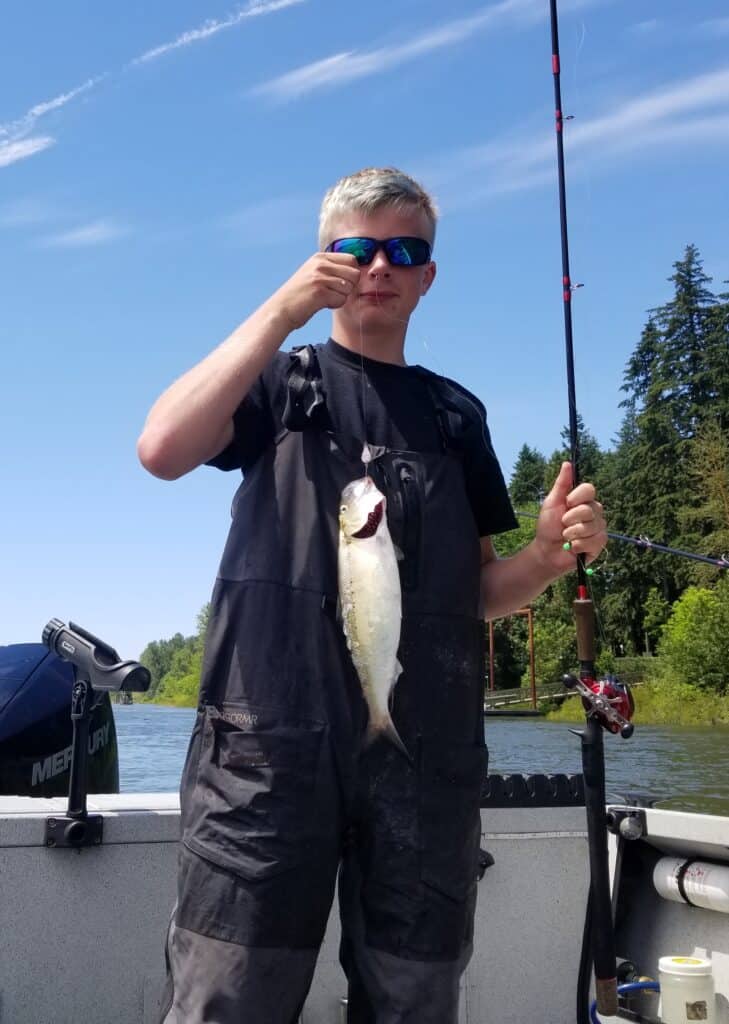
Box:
[2,0,728,659]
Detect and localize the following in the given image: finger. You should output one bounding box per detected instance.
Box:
[321,253,362,279]
[541,461,574,510]
[562,500,604,529]
[563,520,602,543]
[322,251,360,265]
[321,276,356,301]
[568,531,608,561]
[322,283,352,309]
[321,269,361,293]
[566,481,596,507]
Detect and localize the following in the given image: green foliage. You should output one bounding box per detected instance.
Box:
[643,588,671,653]
[528,616,575,687]
[682,420,729,585]
[157,647,204,707]
[658,579,729,693]
[139,632,190,701]
[509,445,547,505]
[543,414,604,498]
[489,617,529,689]
[139,602,210,706]
[613,655,664,687]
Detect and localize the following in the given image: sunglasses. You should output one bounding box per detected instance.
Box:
[325,236,432,267]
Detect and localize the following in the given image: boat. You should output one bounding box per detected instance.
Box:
[1,638,727,1023]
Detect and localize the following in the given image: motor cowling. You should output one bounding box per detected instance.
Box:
[0,643,119,797]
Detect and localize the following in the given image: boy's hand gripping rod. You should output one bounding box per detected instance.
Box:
[548,3,634,1017]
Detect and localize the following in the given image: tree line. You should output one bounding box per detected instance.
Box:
[139,244,729,704]
[495,244,729,693]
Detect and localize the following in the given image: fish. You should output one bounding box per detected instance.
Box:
[337,474,409,758]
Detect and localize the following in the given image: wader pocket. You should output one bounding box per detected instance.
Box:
[419,740,485,901]
[187,702,326,881]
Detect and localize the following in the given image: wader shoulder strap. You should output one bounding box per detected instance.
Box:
[281,344,328,433]
[415,368,498,459]
[413,368,469,453]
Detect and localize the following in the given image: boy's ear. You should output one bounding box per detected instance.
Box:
[421,260,437,295]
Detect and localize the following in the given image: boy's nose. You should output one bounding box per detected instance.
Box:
[367,248,391,274]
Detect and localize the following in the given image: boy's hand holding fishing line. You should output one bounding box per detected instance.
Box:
[270,251,361,330]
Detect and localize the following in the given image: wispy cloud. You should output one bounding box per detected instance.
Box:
[0,76,104,171]
[698,17,729,38]
[420,66,729,210]
[2,1,304,172]
[132,0,306,65]
[251,0,604,102]
[0,136,55,169]
[39,219,129,248]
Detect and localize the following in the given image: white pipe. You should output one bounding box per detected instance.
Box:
[653,857,729,914]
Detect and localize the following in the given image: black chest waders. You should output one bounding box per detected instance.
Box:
[162,347,490,1024]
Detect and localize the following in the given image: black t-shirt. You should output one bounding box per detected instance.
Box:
[208,338,517,538]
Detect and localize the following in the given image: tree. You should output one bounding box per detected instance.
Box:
[509,445,547,505]
[139,632,190,700]
[138,603,211,704]
[543,414,604,496]
[658,578,729,693]
[649,245,719,437]
[682,420,729,584]
[643,587,671,654]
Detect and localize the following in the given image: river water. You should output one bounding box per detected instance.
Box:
[113,705,729,816]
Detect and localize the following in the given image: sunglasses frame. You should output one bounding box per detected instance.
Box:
[325,236,432,267]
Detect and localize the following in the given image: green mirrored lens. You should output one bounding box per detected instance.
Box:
[334,238,374,264]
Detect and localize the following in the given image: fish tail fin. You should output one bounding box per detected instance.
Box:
[365,712,412,763]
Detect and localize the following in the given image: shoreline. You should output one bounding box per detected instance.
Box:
[135,681,729,728]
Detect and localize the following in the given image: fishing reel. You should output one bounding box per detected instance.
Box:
[563,672,635,738]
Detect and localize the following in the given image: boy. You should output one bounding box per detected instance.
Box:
[138,167,606,1024]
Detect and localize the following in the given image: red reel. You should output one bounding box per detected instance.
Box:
[581,675,635,734]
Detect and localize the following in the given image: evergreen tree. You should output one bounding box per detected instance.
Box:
[543,414,603,495]
[704,287,729,431]
[509,445,547,505]
[649,245,718,437]
[682,420,729,584]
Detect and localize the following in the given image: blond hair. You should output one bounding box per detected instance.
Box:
[318,167,438,250]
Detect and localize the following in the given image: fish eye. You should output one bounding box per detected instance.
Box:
[340,505,347,513]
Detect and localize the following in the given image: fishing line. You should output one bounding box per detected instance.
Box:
[351,255,447,472]
[372,277,448,377]
[357,281,372,477]
[353,268,426,475]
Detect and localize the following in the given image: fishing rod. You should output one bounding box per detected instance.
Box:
[516,510,729,571]
[548,3,630,1019]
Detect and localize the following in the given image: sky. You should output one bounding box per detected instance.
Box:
[2,0,728,660]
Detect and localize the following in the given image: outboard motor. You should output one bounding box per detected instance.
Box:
[0,643,119,797]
